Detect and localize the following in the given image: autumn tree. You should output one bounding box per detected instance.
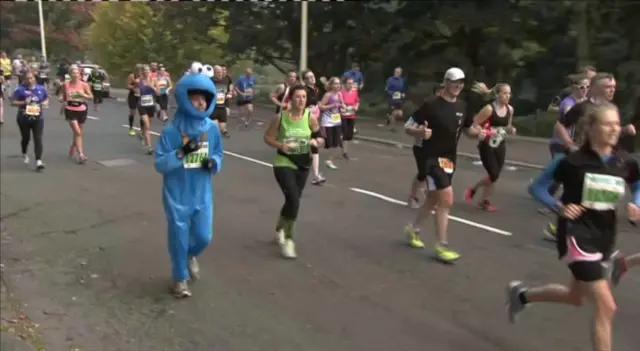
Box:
[87,2,229,83]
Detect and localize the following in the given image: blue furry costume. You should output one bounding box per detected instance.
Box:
[154,73,223,282]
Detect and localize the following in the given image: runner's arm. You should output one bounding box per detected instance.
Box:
[10,88,26,106]
[83,82,93,100]
[264,114,286,150]
[528,155,567,210]
[126,74,136,90]
[309,114,325,148]
[404,103,428,137]
[270,84,284,106]
[208,124,224,175]
[154,130,184,174]
[471,104,492,128]
[318,93,333,111]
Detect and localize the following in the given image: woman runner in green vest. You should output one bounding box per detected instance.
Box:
[264,85,325,258]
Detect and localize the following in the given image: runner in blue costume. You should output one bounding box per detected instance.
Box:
[154,71,224,298]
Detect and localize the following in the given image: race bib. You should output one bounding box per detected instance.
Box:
[39,72,47,78]
[245,88,253,95]
[216,92,225,104]
[183,142,209,169]
[140,94,154,107]
[581,173,625,210]
[438,158,455,174]
[93,83,102,91]
[488,127,506,148]
[330,113,341,123]
[343,106,355,115]
[283,138,310,155]
[392,92,402,100]
[25,104,41,117]
[69,91,83,101]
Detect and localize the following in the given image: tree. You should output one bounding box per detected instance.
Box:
[0,2,94,59]
[87,2,230,83]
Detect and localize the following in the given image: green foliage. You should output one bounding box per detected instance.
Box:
[88,2,229,84]
[226,0,640,125]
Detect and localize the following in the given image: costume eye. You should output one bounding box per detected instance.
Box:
[190,62,204,74]
[203,65,214,78]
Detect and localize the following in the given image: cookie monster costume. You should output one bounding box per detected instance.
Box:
[154,71,223,291]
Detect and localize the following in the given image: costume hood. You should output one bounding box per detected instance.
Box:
[173,73,217,136]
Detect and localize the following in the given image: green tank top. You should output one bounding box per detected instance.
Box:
[273,109,312,169]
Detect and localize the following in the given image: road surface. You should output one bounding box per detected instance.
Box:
[1,98,639,351]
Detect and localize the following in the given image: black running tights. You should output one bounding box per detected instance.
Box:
[18,118,44,160]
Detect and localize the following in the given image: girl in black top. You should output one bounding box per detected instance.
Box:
[464,83,516,211]
[509,102,640,351]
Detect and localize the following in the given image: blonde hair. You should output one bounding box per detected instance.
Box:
[578,102,619,147]
[326,76,340,90]
[472,82,510,101]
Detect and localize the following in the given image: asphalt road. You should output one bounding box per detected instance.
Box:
[1,98,639,351]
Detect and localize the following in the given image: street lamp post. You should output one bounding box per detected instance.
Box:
[37,0,47,61]
[299,1,308,73]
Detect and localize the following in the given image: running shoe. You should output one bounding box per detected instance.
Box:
[408,197,421,209]
[22,154,29,164]
[171,280,192,299]
[404,224,424,248]
[188,257,200,280]
[506,280,527,324]
[435,244,460,263]
[35,160,45,172]
[325,160,338,170]
[311,174,326,186]
[464,187,475,205]
[275,229,286,246]
[610,253,628,287]
[478,200,497,212]
[281,239,296,259]
[128,128,135,136]
[543,222,557,241]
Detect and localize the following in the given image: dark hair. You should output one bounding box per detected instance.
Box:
[220,64,226,68]
[287,84,307,100]
[301,69,313,80]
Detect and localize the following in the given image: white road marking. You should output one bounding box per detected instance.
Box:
[120,124,512,235]
[88,116,100,120]
[122,125,273,167]
[349,187,514,236]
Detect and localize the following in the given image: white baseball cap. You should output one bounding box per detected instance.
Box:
[444,67,465,81]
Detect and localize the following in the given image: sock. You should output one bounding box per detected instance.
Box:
[283,219,296,240]
[275,216,285,232]
[518,291,528,305]
[128,115,134,128]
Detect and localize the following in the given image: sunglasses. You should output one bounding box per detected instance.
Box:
[577,85,590,90]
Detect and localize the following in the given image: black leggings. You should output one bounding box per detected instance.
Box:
[274,166,309,220]
[18,118,44,160]
[478,141,505,183]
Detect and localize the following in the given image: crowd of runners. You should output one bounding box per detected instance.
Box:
[1,52,639,350]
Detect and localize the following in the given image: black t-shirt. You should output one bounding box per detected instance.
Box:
[304,84,323,107]
[560,99,595,128]
[412,96,470,159]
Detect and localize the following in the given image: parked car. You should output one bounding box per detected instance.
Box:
[79,64,111,98]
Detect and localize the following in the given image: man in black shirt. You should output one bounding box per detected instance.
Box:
[402,68,484,263]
